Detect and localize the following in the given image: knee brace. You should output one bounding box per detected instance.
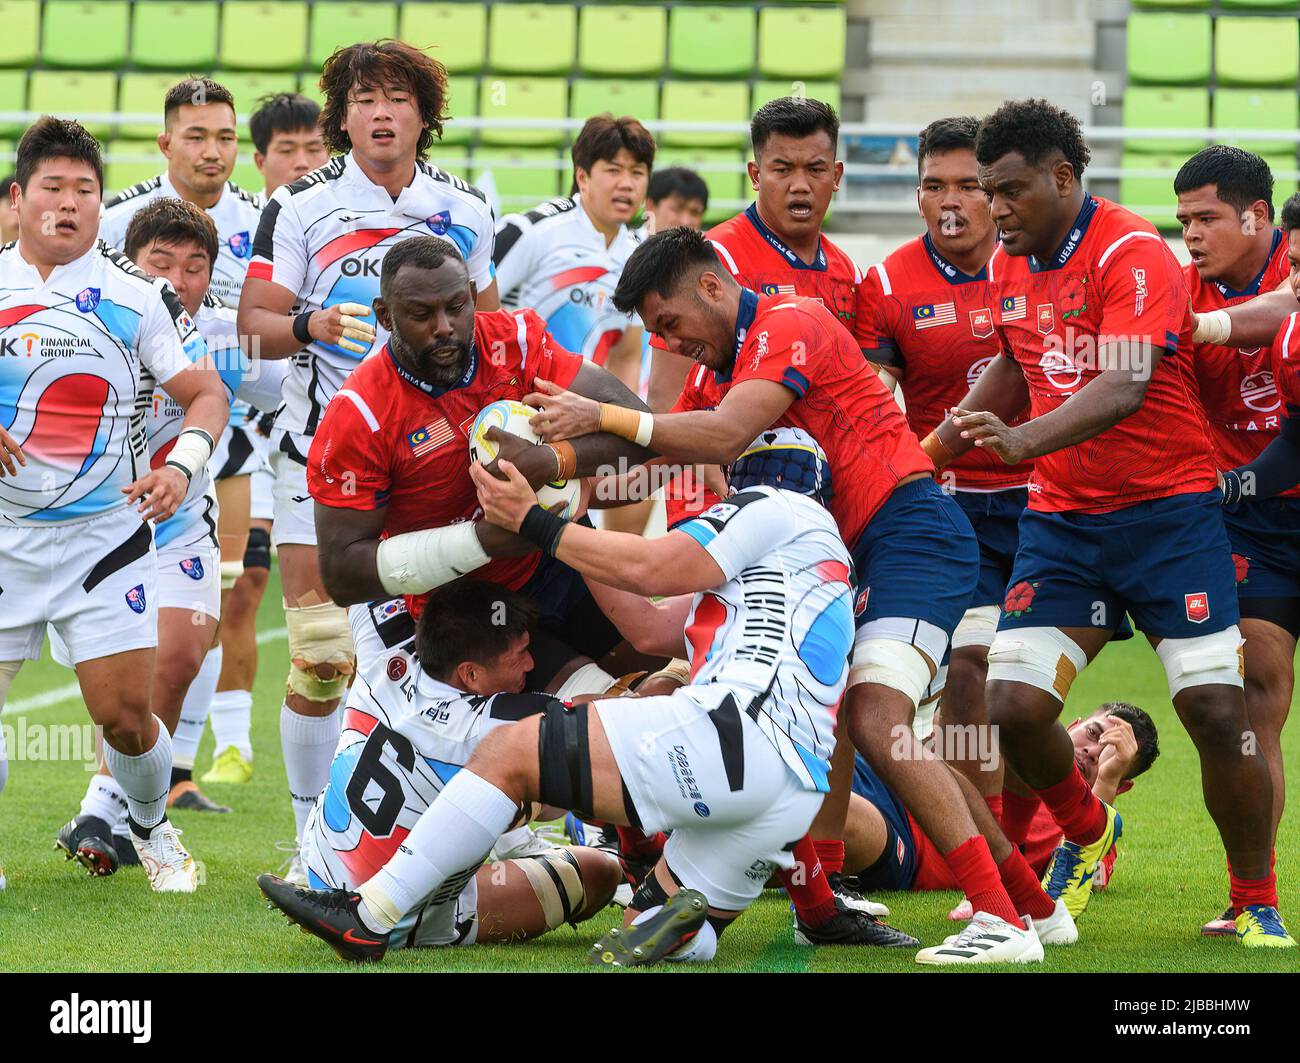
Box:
[536,699,593,818]
[986,627,1087,703]
[515,848,589,928]
[220,560,245,591]
[848,638,935,709]
[284,602,356,702]
[243,526,271,571]
[1156,626,1244,698]
[952,605,1000,650]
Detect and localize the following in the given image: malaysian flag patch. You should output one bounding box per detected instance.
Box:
[912,302,956,329]
[1000,295,1027,321]
[761,283,797,296]
[407,417,455,457]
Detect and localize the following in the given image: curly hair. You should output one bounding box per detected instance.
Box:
[975,98,1091,179]
[317,39,449,159]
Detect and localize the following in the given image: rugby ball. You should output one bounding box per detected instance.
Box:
[468,399,581,520]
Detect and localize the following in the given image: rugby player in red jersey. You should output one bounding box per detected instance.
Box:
[927,98,1291,947]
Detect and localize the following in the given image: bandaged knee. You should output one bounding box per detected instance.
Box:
[986,627,1088,702]
[220,560,245,590]
[952,605,1000,650]
[516,848,588,929]
[848,638,935,709]
[1156,626,1244,698]
[553,661,617,701]
[285,601,356,701]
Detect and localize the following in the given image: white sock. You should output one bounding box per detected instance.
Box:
[104,720,173,830]
[209,688,254,760]
[173,646,221,769]
[357,770,517,932]
[280,703,340,844]
[78,773,127,827]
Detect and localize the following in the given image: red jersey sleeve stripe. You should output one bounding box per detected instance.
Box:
[709,238,741,278]
[1097,230,1159,269]
[246,260,273,282]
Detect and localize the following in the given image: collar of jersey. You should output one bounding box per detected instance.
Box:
[922,232,988,283]
[744,203,827,271]
[385,341,478,397]
[13,240,98,285]
[1215,227,1285,300]
[1028,195,1099,273]
[714,286,760,385]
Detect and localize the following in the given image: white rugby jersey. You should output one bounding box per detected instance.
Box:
[674,486,855,793]
[494,195,643,363]
[0,240,204,526]
[247,152,496,436]
[100,173,262,306]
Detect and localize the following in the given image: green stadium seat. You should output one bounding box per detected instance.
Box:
[297,72,324,109]
[132,2,219,70]
[1131,0,1209,8]
[310,2,398,69]
[578,6,666,77]
[1119,151,1180,229]
[1216,17,1300,87]
[1122,86,1208,154]
[105,140,166,198]
[28,70,117,139]
[1221,0,1298,9]
[1265,153,1299,206]
[0,70,27,138]
[117,73,190,141]
[213,72,301,135]
[1215,89,1298,156]
[441,75,479,147]
[757,7,845,80]
[430,145,470,180]
[488,3,577,76]
[0,1,40,68]
[219,2,309,71]
[669,7,756,77]
[42,1,130,69]
[570,79,660,124]
[478,77,569,147]
[400,3,488,74]
[751,80,842,116]
[471,147,563,210]
[660,81,749,149]
[1126,13,1211,85]
[655,148,745,222]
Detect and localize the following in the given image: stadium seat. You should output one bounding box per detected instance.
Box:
[1126,13,1212,85]
[0,70,27,138]
[1122,86,1208,154]
[1131,0,1209,7]
[431,145,470,180]
[297,72,324,108]
[478,77,569,147]
[213,72,301,134]
[570,79,660,124]
[219,2,309,71]
[310,2,398,68]
[400,3,488,74]
[488,3,577,76]
[1214,89,1299,156]
[117,73,189,140]
[1216,17,1300,87]
[0,1,40,68]
[669,7,756,77]
[757,7,845,80]
[1119,151,1180,229]
[655,148,745,221]
[441,75,479,147]
[751,80,842,116]
[132,2,219,70]
[1265,153,1299,205]
[471,147,564,210]
[1221,0,1298,9]
[660,81,750,149]
[578,6,667,77]
[28,71,117,139]
[104,140,165,197]
[42,1,130,69]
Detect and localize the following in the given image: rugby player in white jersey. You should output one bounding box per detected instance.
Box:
[237,40,500,876]
[0,119,228,892]
[205,93,330,789]
[259,429,919,964]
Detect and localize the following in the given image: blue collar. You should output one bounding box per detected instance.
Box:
[385,341,478,397]
[714,287,760,385]
[1215,228,1285,300]
[1028,195,1099,273]
[744,203,827,271]
[923,232,988,283]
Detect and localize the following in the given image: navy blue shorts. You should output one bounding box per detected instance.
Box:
[849,755,917,891]
[1224,497,1300,601]
[952,487,1028,609]
[1000,491,1240,639]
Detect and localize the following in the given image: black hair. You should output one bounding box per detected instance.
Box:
[975,98,1091,179]
[416,580,539,681]
[1098,701,1160,780]
[917,115,979,180]
[1174,145,1276,223]
[319,39,449,158]
[249,92,322,156]
[1281,191,1300,232]
[612,226,732,314]
[123,197,219,268]
[751,95,839,157]
[647,166,709,209]
[571,113,655,180]
[15,116,103,192]
[378,234,467,300]
[164,77,236,127]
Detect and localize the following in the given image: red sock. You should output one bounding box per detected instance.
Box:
[812,838,845,876]
[781,834,836,926]
[615,826,666,863]
[1034,766,1106,845]
[984,793,1004,825]
[1001,790,1040,847]
[1229,853,1279,911]
[997,847,1056,920]
[943,835,1020,925]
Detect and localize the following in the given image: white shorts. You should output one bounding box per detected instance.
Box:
[0,506,158,665]
[157,530,222,619]
[212,423,264,482]
[270,428,315,547]
[594,686,823,912]
[348,597,416,683]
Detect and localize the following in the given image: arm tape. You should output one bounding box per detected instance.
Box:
[375,522,490,596]
[1193,309,1232,344]
[165,427,215,481]
[520,504,567,557]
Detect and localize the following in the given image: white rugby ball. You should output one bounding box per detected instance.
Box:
[468,399,581,520]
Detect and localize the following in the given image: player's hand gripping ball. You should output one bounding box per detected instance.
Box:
[468,400,580,519]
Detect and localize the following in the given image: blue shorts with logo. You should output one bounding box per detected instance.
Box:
[848,754,917,891]
[1223,497,1300,601]
[951,487,1028,609]
[999,490,1240,639]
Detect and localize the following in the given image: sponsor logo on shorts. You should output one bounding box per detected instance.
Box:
[228,232,252,259]
[669,745,703,802]
[693,801,710,818]
[179,557,204,581]
[425,210,452,236]
[386,656,408,681]
[125,584,147,614]
[1185,591,1210,624]
[969,307,994,339]
[854,587,869,617]
[75,287,100,313]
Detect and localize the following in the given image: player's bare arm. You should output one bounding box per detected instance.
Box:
[926,352,1028,466]
[601,324,644,395]
[236,276,377,360]
[0,422,25,477]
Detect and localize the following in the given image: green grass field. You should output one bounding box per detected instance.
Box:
[1,563,1297,974]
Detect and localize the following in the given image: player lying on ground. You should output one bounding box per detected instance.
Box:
[258,429,921,965]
